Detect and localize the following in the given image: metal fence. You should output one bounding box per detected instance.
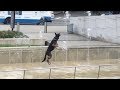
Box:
[0,64,119,79]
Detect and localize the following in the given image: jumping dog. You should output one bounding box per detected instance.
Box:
[42,33,60,65]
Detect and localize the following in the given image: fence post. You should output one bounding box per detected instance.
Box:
[10,11,15,31]
[17,22,20,32]
[49,68,51,79]
[97,66,100,79]
[8,49,10,64]
[23,70,26,79]
[74,67,76,79]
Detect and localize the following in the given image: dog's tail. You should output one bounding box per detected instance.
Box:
[42,53,47,62]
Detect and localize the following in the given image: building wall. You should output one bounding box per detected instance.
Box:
[70,15,120,44]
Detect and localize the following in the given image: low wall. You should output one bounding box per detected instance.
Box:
[0,25,67,33]
[0,38,45,46]
[0,46,120,64]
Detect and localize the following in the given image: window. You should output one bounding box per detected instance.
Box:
[8,11,11,15]
[15,11,22,15]
[8,11,22,15]
[19,11,22,15]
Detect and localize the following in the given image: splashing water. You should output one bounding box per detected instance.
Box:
[39,30,43,38]
[87,28,91,37]
[59,41,68,51]
[87,28,92,65]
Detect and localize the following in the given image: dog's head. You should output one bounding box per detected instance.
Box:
[55,33,60,39]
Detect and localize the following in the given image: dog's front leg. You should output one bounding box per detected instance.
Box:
[52,43,58,47]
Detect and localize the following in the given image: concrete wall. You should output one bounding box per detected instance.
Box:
[70,15,120,44]
[0,25,67,33]
[0,38,45,46]
[0,46,120,64]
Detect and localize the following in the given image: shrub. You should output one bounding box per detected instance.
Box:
[0,30,29,38]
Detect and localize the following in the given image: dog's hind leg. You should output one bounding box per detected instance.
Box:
[47,53,52,65]
[42,53,47,62]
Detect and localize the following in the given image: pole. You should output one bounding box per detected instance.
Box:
[74,67,76,79]
[23,70,26,79]
[10,11,15,31]
[97,66,100,79]
[17,22,20,32]
[44,21,47,33]
[49,68,51,79]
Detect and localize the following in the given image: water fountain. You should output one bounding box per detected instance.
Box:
[87,28,92,65]
[64,11,71,25]
[61,41,68,65]
[62,41,68,50]
[86,11,91,16]
[55,39,68,66]
[86,11,92,65]
[39,30,43,39]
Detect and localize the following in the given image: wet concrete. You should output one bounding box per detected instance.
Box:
[0,61,120,79]
[26,33,89,41]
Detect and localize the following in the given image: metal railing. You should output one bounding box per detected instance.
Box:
[0,64,119,79]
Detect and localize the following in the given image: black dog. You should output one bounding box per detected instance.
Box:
[42,33,60,65]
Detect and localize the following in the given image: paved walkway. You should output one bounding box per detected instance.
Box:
[25,32,120,47]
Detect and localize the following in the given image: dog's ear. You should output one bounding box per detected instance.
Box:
[55,33,57,35]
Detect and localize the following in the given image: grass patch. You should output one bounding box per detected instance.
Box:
[0,44,16,47]
[0,44,31,47]
[0,44,42,47]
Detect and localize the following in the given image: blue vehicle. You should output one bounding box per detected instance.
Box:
[0,11,54,25]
